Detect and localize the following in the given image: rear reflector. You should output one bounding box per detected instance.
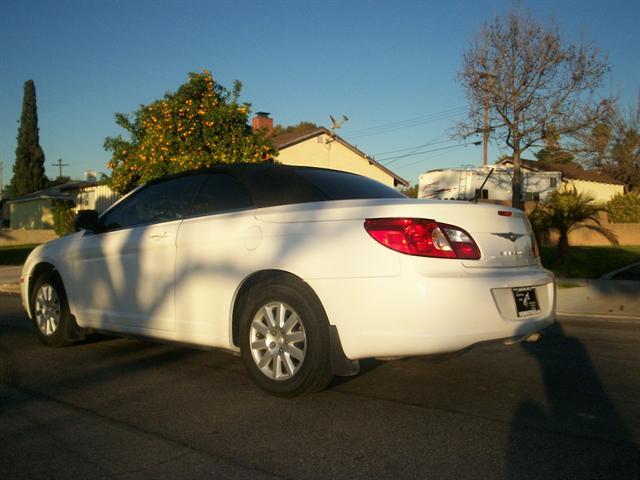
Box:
[498,211,513,217]
[364,218,481,259]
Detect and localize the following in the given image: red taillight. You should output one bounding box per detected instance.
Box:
[498,210,513,217]
[364,218,481,260]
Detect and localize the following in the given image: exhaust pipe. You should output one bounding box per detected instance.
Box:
[503,331,544,346]
[525,332,543,343]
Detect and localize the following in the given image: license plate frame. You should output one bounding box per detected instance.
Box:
[512,287,540,317]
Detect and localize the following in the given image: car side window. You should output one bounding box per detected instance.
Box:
[102,175,205,230]
[187,174,253,217]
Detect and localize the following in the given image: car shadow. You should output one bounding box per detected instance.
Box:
[505,323,638,479]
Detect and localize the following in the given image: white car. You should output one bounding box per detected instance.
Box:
[21,164,554,396]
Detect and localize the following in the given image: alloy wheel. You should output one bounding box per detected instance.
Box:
[249,302,307,381]
[34,283,61,336]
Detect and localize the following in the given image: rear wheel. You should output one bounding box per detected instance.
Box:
[239,280,333,397]
[31,271,76,347]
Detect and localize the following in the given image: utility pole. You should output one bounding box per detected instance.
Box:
[52,158,69,179]
[478,71,495,167]
[483,97,489,166]
[0,161,4,196]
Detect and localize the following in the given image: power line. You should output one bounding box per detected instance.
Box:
[396,149,457,173]
[348,110,466,139]
[342,106,467,139]
[395,143,479,171]
[379,143,471,166]
[373,137,453,157]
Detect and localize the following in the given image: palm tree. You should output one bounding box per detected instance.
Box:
[528,187,619,264]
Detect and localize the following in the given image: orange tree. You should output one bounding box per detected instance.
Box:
[104,71,276,194]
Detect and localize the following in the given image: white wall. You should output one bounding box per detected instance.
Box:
[74,185,120,213]
[277,134,396,187]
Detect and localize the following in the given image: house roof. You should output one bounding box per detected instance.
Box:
[57,180,99,192]
[8,183,78,205]
[496,158,624,185]
[273,127,409,187]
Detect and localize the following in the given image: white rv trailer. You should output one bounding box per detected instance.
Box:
[418,165,561,202]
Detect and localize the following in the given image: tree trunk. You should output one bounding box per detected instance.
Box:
[556,234,570,265]
[512,148,523,210]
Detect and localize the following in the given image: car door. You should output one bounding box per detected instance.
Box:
[174,173,256,346]
[71,174,205,333]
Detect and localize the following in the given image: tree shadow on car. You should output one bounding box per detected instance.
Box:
[505,322,638,479]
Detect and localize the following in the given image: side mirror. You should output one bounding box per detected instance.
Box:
[75,210,104,233]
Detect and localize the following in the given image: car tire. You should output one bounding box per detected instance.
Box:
[239,279,333,397]
[31,271,76,347]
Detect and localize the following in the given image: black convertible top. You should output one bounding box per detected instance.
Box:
[148,163,404,209]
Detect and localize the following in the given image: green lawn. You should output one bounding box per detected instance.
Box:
[541,246,640,279]
[0,244,39,265]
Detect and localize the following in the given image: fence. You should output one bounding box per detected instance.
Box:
[480,200,639,246]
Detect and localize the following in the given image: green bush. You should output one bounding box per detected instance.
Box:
[52,200,76,236]
[607,193,640,223]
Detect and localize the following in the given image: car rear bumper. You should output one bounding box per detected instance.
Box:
[308,264,555,360]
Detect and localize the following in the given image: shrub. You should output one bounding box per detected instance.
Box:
[51,200,76,236]
[526,187,617,264]
[607,192,640,223]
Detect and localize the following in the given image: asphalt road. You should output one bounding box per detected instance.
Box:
[1,294,638,479]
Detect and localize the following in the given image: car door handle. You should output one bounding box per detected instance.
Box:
[149,233,169,240]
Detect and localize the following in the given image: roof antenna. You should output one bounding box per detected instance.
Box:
[329,114,349,134]
[473,168,494,203]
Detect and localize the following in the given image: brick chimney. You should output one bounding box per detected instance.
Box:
[252,112,273,134]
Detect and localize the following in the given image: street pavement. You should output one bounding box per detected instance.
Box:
[0,294,638,479]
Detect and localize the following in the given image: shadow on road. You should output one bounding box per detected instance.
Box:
[506,323,639,479]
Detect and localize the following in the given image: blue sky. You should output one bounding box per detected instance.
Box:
[1,0,638,187]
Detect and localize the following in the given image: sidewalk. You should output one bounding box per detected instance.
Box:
[1,264,639,321]
[0,265,22,294]
[555,278,640,321]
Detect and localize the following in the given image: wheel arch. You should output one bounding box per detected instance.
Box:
[27,262,58,315]
[230,269,358,377]
[230,269,327,348]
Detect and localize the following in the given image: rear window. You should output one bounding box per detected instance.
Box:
[294,168,405,200]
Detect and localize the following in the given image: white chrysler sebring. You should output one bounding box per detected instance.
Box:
[21,164,554,396]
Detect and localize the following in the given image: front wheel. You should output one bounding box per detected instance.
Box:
[31,271,76,347]
[239,280,333,397]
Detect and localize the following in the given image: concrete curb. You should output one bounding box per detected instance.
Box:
[601,260,640,280]
[556,311,640,323]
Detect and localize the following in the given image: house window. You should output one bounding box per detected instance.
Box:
[474,189,489,199]
[524,192,540,202]
[550,177,557,188]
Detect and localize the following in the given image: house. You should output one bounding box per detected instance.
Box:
[60,182,120,213]
[8,185,73,229]
[8,180,120,230]
[418,159,624,202]
[253,113,408,188]
[496,158,625,203]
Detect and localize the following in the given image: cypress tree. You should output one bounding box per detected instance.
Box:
[9,80,47,197]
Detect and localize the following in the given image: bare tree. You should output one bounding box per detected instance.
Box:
[601,94,640,190]
[458,8,611,209]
